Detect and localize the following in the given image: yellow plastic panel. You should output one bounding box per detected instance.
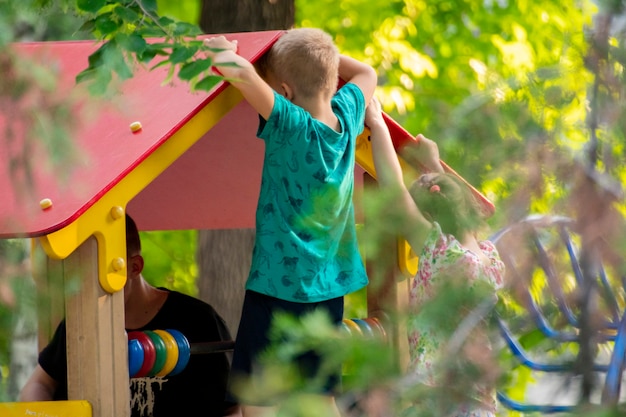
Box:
[398,239,418,277]
[0,400,92,417]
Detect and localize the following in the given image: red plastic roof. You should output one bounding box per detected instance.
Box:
[1,30,493,239]
[0,31,285,237]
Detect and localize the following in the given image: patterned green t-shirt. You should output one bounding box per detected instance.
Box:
[246,83,369,302]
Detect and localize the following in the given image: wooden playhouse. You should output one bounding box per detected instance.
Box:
[0,30,493,417]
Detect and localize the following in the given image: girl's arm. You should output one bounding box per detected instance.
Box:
[365,97,433,251]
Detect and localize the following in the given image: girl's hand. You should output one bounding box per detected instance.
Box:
[365,96,385,128]
[402,134,444,173]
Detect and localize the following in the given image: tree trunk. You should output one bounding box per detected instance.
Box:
[196,0,294,335]
[200,0,294,34]
[197,229,255,334]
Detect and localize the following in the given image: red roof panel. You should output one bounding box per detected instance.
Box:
[0,31,284,237]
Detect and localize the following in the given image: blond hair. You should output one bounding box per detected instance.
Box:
[266,28,339,99]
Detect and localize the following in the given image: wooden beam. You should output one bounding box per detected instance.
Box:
[65,237,128,417]
[32,240,66,349]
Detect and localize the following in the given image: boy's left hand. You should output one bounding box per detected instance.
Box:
[204,36,238,54]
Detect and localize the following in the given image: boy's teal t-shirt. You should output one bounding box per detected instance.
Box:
[246,82,369,303]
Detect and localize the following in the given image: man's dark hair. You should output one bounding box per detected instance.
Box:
[126,214,142,257]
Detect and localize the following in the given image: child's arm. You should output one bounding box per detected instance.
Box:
[204,36,275,120]
[365,97,433,251]
[338,55,377,105]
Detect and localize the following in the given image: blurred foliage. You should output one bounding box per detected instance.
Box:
[139,230,198,296]
[0,0,87,44]
[0,239,35,400]
[295,0,626,415]
[72,0,226,96]
[156,0,199,25]
[296,0,612,228]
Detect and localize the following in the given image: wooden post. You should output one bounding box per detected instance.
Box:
[64,237,128,417]
[32,240,66,350]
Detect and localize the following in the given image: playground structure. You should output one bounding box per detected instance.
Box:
[0,30,440,417]
[491,215,626,412]
[0,30,504,417]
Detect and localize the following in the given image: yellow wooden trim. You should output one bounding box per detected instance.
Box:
[0,401,92,417]
[39,86,243,293]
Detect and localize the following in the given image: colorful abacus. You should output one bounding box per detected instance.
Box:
[127,329,191,378]
[341,317,388,342]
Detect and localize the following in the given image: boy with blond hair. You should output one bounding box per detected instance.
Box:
[204,27,377,417]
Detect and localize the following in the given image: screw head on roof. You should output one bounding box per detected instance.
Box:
[130,121,142,133]
[39,198,53,210]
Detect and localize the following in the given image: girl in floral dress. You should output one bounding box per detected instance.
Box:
[365,97,505,417]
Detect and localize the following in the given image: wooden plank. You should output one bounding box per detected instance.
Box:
[65,237,128,417]
[31,239,65,349]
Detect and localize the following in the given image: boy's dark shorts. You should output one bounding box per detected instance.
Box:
[225,290,344,406]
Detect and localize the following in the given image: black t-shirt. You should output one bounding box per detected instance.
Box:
[39,289,234,417]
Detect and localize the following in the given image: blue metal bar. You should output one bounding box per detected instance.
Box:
[558,225,620,327]
[496,391,576,413]
[497,318,608,372]
[601,309,626,405]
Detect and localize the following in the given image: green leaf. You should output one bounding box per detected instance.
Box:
[194,75,223,92]
[149,58,171,71]
[76,0,106,14]
[75,68,97,84]
[145,42,174,50]
[157,16,176,26]
[87,43,110,68]
[136,26,168,37]
[113,5,140,23]
[172,22,202,36]
[138,47,158,64]
[141,0,158,14]
[88,70,112,96]
[77,19,96,33]
[178,59,213,81]
[169,45,196,64]
[116,33,147,54]
[94,12,120,36]
[103,43,134,80]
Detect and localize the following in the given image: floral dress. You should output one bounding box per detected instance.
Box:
[407,222,505,417]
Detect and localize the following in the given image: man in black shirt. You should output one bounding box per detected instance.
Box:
[19,214,239,417]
